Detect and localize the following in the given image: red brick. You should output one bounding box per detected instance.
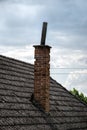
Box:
[33,45,51,112]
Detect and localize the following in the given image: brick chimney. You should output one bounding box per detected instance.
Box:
[33,22,51,112]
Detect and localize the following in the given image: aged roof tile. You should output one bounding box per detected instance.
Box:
[0,55,87,130]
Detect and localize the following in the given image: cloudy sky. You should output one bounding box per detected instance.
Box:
[0,0,87,95]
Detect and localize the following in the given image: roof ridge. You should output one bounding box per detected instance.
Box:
[52,78,87,107]
[0,54,33,67]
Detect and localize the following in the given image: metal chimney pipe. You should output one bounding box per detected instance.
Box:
[40,22,48,45]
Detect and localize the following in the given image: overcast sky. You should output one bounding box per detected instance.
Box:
[0,0,87,95]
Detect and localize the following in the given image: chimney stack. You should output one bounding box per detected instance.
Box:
[33,22,51,112]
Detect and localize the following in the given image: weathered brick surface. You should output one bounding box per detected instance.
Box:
[34,45,51,112]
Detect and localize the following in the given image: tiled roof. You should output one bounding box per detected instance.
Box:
[0,55,87,130]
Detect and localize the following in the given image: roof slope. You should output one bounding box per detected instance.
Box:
[0,55,87,130]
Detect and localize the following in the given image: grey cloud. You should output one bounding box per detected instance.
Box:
[0,1,43,46]
[79,57,87,65]
[0,0,52,5]
[39,0,87,37]
[0,0,87,50]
